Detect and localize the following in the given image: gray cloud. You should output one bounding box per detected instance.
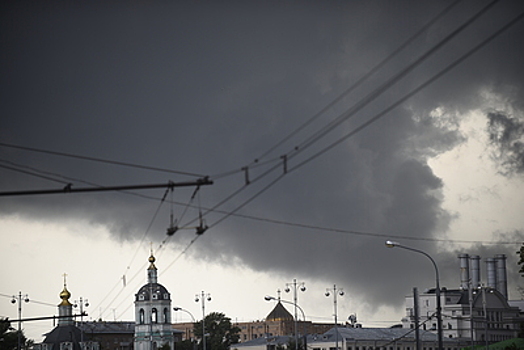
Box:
[1,0,524,312]
[487,111,524,174]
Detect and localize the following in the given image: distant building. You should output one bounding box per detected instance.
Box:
[402,253,523,345]
[34,279,99,350]
[78,322,134,350]
[231,327,468,350]
[173,298,334,344]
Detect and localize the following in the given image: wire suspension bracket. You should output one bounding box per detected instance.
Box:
[0,177,213,197]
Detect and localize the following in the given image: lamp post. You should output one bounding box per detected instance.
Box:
[195,292,211,350]
[325,285,344,350]
[74,297,89,343]
[472,284,492,350]
[173,307,197,350]
[264,296,307,349]
[284,279,306,350]
[11,292,29,350]
[385,241,443,350]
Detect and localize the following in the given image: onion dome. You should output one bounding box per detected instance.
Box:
[59,282,72,306]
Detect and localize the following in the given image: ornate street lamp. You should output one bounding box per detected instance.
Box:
[74,297,89,343]
[284,279,306,350]
[11,292,29,350]
[325,285,344,350]
[195,292,211,350]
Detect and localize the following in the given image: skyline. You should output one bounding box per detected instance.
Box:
[1,0,524,342]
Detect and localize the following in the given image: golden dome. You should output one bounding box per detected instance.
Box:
[148,253,157,270]
[59,286,72,306]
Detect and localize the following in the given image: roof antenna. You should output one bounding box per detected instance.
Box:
[166,184,178,236]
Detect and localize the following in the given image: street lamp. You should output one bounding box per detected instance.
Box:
[385,241,443,350]
[264,296,307,349]
[11,292,29,350]
[173,308,196,350]
[472,284,493,350]
[195,292,211,350]
[74,297,89,343]
[284,279,306,350]
[325,285,344,350]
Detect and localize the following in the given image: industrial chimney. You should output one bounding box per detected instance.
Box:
[495,254,508,299]
[459,254,470,290]
[470,255,481,289]
[486,258,497,290]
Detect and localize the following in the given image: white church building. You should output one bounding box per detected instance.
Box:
[134,253,175,350]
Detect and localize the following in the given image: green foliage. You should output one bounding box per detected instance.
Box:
[175,339,196,350]
[193,312,241,350]
[0,318,28,350]
[517,243,524,277]
[286,338,306,350]
[158,343,171,350]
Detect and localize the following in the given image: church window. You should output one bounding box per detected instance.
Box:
[152,308,158,323]
[139,309,145,324]
[139,294,145,301]
[164,308,169,323]
[152,294,158,300]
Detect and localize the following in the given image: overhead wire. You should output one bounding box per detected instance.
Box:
[286,0,501,163]
[250,0,464,165]
[288,6,524,174]
[203,1,522,235]
[191,0,501,231]
[208,1,465,182]
[0,142,206,178]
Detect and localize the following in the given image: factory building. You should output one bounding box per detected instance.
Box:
[402,253,523,345]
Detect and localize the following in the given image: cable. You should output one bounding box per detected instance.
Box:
[203,3,524,236]
[289,7,524,174]
[252,0,464,164]
[0,293,56,307]
[0,163,70,185]
[198,0,500,226]
[287,0,501,163]
[0,142,207,178]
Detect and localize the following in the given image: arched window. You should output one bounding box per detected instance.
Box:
[139,309,145,324]
[164,308,169,323]
[152,308,158,323]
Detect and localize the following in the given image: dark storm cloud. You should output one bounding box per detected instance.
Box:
[487,111,524,174]
[1,0,524,312]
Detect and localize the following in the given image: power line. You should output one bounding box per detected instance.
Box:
[0,142,206,178]
[197,0,501,226]
[203,2,523,236]
[289,6,524,175]
[251,0,464,164]
[287,0,501,163]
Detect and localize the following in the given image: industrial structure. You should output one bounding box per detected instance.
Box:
[402,254,522,345]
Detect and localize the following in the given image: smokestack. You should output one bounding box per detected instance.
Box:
[470,255,481,289]
[486,258,497,289]
[495,254,508,299]
[459,254,470,290]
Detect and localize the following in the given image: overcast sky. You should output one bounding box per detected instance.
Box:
[1,0,524,342]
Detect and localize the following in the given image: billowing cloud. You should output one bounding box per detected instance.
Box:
[1,0,524,319]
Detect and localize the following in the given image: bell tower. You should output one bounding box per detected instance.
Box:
[134,252,174,350]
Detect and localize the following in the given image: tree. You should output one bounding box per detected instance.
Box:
[193,312,240,350]
[517,243,524,276]
[0,318,28,350]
